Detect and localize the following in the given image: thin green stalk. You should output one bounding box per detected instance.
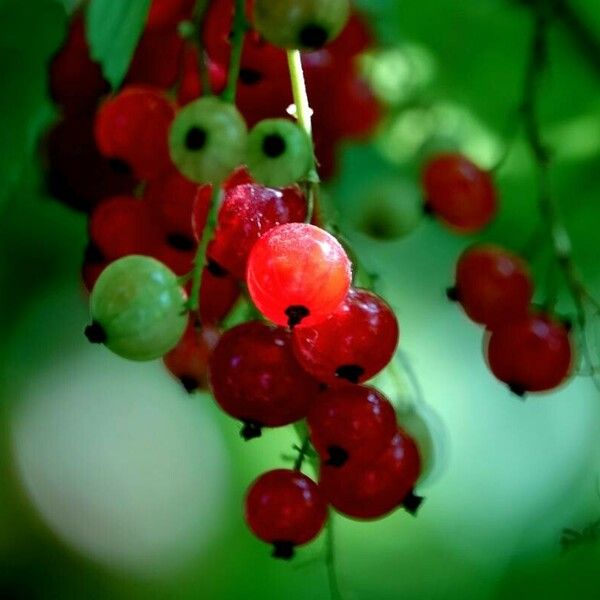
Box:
[222,0,248,103]
[293,435,311,471]
[325,515,343,600]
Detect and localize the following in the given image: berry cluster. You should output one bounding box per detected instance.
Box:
[46,0,425,559]
[421,152,574,396]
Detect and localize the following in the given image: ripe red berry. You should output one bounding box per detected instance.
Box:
[244,469,328,559]
[209,183,307,279]
[146,0,195,31]
[451,244,533,330]
[49,13,109,115]
[198,264,241,325]
[246,223,352,328]
[422,153,497,233]
[94,86,175,180]
[177,48,228,106]
[293,287,399,385]
[163,320,220,393]
[307,386,398,467]
[319,429,422,520]
[152,238,196,276]
[486,312,573,395]
[208,321,321,439]
[89,196,161,260]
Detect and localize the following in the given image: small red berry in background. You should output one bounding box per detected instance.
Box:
[244,469,328,559]
[208,321,321,439]
[246,223,352,328]
[197,265,241,325]
[422,153,497,233]
[94,86,175,181]
[319,429,422,520]
[451,244,534,330]
[486,312,573,395]
[307,386,398,468]
[293,287,399,385]
[145,0,195,31]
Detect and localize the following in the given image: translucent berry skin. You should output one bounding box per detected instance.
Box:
[319,429,421,520]
[88,256,188,361]
[89,196,161,260]
[486,312,573,395]
[253,0,350,51]
[163,320,220,393]
[245,469,327,558]
[246,223,352,328]
[94,86,175,180]
[209,183,307,279]
[422,153,497,233]
[169,97,247,184]
[453,244,533,330]
[293,288,399,385]
[208,321,320,436]
[307,386,398,468]
[246,119,312,188]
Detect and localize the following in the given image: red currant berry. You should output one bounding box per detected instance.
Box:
[246,223,352,328]
[486,312,573,395]
[293,287,399,385]
[222,165,254,192]
[451,244,533,330]
[307,386,398,467]
[422,153,497,233]
[164,319,220,393]
[209,183,307,279]
[245,469,328,559]
[146,0,195,31]
[94,86,175,180]
[177,48,227,106]
[152,238,196,276]
[198,264,241,325]
[319,429,422,520]
[89,196,161,260]
[208,321,321,439]
[49,13,109,115]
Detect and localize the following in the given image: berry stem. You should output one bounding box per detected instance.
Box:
[222,0,248,104]
[325,514,343,600]
[286,50,319,222]
[520,3,600,387]
[293,435,311,471]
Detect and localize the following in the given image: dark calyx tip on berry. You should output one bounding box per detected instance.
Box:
[166,232,196,252]
[402,490,425,515]
[335,364,365,384]
[446,286,459,302]
[272,540,295,560]
[285,305,310,328]
[179,376,199,394]
[239,67,262,85]
[240,420,263,441]
[562,318,573,332]
[508,382,527,399]
[325,445,349,467]
[185,126,208,151]
[298,23,328,49]
[85,321,107,344]
[422,201,434,216]
[107,157,131,175]
[206,258,229,278]
[262,133,286,158]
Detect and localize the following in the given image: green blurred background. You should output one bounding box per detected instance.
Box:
[1,0,600,597]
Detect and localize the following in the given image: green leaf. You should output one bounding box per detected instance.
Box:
[86,0,151,89]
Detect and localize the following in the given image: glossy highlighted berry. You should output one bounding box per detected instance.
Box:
[169,97,247,184]
[293,288,399,385]
[246,119,313,187]
[319,429,422,520]
[422,153,497,233]
[245,469,328,559]
[253,0,350,51]
[451,244,533,330]
[208,321,321,439]
[307,386,397,467]
[86,256,188,361]
[246,223,352,328]
[486,312,573,395]
[94,86,175,180]
[209,182,307,278]
[164,320,220,393]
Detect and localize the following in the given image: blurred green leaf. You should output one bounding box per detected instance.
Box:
[85,0,151,89]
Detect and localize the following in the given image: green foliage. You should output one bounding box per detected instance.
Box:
[85,0,151,89]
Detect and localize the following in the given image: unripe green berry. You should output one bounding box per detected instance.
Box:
[169,97,247,184]
[86,256,188,361]
[253,0,350,51]
[246,119,312,187]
